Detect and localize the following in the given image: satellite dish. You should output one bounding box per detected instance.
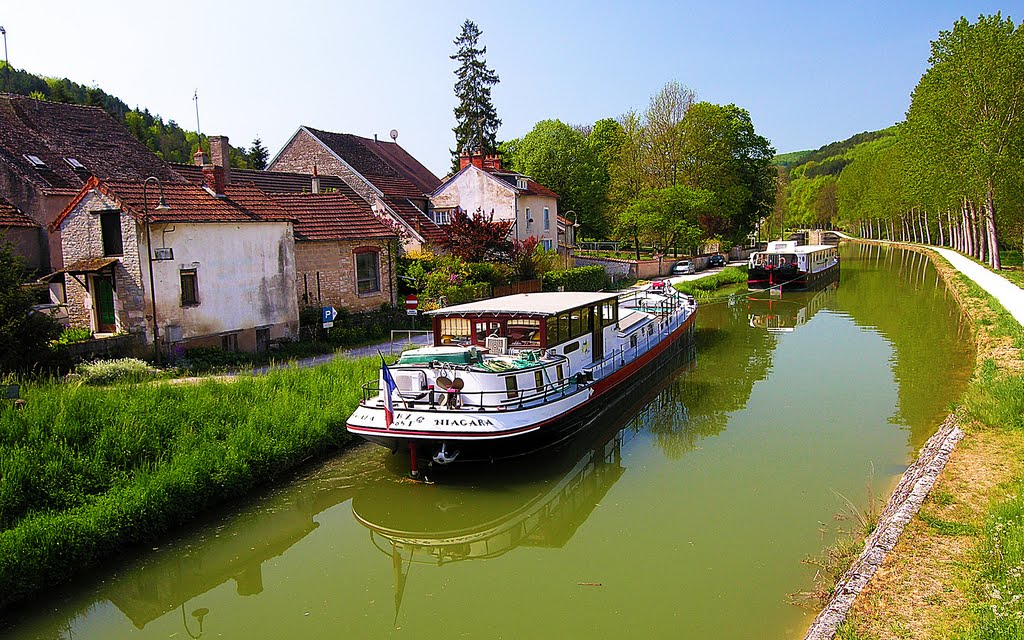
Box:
[390,129,399,142]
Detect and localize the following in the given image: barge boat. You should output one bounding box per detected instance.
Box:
[747,241,840,291]
[345,287,697,474]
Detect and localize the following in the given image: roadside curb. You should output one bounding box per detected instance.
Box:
[803,414,964,639]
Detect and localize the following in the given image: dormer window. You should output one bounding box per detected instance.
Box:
[23,154,46,168]
[516,177,528,190]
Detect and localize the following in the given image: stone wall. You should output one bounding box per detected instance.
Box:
[270,130,379,204]
[295,239,394,313]
[60,190,147,336]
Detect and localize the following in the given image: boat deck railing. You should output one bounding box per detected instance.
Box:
[586,294,695,382]
[360,371,586,412]
[360,291,696,413]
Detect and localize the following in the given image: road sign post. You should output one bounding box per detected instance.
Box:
[322,306,337,329]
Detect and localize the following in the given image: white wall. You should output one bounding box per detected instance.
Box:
[139,220,299,343]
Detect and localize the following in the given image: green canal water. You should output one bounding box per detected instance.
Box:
[2,243,975,639]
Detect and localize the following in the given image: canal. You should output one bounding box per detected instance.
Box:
[2,243,975,639]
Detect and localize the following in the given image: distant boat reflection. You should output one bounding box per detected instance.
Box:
[747,280,839,333]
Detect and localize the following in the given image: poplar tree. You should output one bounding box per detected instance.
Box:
[450,20,501,171]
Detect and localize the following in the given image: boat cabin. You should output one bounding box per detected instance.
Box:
[428,292,620,356]
[750,242,838,274]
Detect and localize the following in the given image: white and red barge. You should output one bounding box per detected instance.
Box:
[346,287,697,473]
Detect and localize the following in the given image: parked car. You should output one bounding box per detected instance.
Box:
[671,259,695,275]
[709,254,726,268]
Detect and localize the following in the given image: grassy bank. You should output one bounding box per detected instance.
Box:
[672,266,748,300]
[0,356,378,608]
[837,247,1024,639]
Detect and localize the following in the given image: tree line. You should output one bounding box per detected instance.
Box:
[0,62,269,170]
[499,82,777,254]
[449,21,777,255]
[781,13,1024,269]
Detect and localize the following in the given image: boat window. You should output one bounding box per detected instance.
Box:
[563,341,579,354]
[534,370,544,392]
[558,312,571,343]
[630,335,638,348]
[602,301,617,327]
[570,308,583,339]
[556,364,564,380]
[505,375,519,400]
[507,318,541,346]
[440,318,472,344]
[580,307,592,335]
[546,316,560,345]
[475,321,501,344]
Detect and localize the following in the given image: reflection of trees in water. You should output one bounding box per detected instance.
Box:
[648,301,777,459]
[835,244,974,450]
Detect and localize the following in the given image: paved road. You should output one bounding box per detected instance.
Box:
[831,230,1024,326]
[931,247,1024,326]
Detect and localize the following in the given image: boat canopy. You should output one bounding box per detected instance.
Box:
[427,292,620,318]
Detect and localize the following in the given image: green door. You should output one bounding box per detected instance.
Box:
[95,277,116,333]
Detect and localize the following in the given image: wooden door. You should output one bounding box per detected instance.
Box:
[94,276,116,333]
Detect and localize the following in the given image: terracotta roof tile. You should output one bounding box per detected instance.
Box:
[385,196,446,244]
[172,164,363,201]
[303,127,440,194]
[270,193,397,242]
[0,196,38,228]
[51,177,295,231]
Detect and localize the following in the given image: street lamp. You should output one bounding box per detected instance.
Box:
[142,176,170,364]
[0,26,8,93]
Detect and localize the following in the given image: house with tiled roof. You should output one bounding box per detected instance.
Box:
[267,126,444,251]
[0,93,183,273]
[0,195,45,269]
[175,141,400,312]
[269,192,398,312]
[51,159,299,355]
[431,151,560,251]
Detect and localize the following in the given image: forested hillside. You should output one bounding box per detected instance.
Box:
[774,14,1023,269]
[0,63,267,169]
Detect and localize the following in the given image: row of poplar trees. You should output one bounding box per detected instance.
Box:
[836,13,1024,269]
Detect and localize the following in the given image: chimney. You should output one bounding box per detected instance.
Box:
[209,135,231,186]
[202,165,227,196]
[470,150,484,170]
[459,149,472,171]
[193,145,205,166]
[311,163,320,194]
[483,154,502,172]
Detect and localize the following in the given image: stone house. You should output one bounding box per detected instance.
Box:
[269,193,398,313]
[431,151,560,251]
[0,93,182,274]
[174,140,400,313]
[268,127,445,251]
[50,166,299,355]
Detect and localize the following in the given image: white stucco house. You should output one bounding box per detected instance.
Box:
[430,151,559,250]
[50,167,299,355]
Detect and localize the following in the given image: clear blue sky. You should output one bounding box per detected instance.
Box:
[2,1,1020,176]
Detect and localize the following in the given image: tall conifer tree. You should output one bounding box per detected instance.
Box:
[450,20,501,171]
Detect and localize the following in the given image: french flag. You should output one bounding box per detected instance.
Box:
[380,355,398,428]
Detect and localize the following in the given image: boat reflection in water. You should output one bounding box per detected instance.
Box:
[746,280,839,333]
[352,344,696,618]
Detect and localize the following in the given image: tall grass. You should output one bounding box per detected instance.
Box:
[0,356,378,607]
[950,266,1024,637]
